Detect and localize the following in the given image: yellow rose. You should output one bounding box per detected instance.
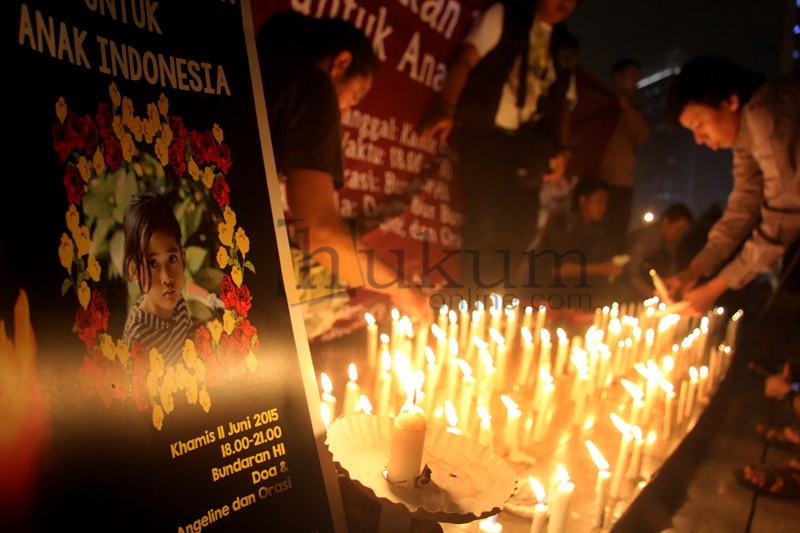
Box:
[199,388,211,413]
[223,310,236,335]
[154,138,169,167]
[121,133,135,163]
[58,233,74,271]
[115,339,129,367]
[77,281,90,309]
[101,334,115,360]
[182,339,197,367]
[86,254,101,282]
[112,115,125,141]
[235,227,250,257]
[216,246,229,269]
[146,370,159,397]
[160,383,174,414]
[246,350,257,373]
[164,366,178,394]
[131,117,144,143]
[185,377,198,405]
[93,147,106,174]
[158,93,169,117]
[152,404,164,430]
[218,222,233,247]
[109,82,121,108]
[66,205,81,235]
[212,123,224,144]
[122,97,136,131]
[176,363,189,389]
[77,156,91,182]
[55,96,67,123]
[74,225,91,257]
[161,122,173,147]
[149,348,164,377]
[223,206,237,227]
[231,265,243,288]
[193,359,206,382]
[188,158,201,181]
[202,167,215,188]
[209,320,222,343]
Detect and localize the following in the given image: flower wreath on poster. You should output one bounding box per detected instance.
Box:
[53,82,260,430]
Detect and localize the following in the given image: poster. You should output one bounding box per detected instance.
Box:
[2,1,344,531]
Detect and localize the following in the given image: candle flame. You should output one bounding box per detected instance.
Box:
[449,309,457,325]
[662,355,674,371]
[472,310,480,324]
[399,315,411,335]
[556,464,570,484]
[413,370,425,396]
[632,426,643,441]
[700,366,708,378]
[647,360,661,379]
[320,403,330,429]
[633,326,642,339]
[646,307,656,317]
[482,352,494,368]
[658,379,674,393]
[618,340,625,348]
[539,305,546,312]
[431,323,446,340]
[391,308,400,321]
[472,336,489,350]
[359,395,373,414]
[525,306,533,314]
[539,367,553,384]
[541,328,551,344]
[380,333,390,344]
[365,312,376,326]
[621,379,644,402]
[449,337,459,356]
[505,305,515,318]
[489,305,501,318]
[602,306,610,314]
[490,293,502,313]
[489,328,505,346]
[645,328,655,343]
[445,400,458,427]
[528,477,546,503]
[647,430,657,444]
[689,366,699,380]
[500,394,518,411]
[570,355,589,376]
[732,309,743,321]
[381,351,392,371]
[425,346,436,365]
[584,416,595,430]
[625,337,633,347]
[715,306,725,315]
[557,328,567,341]
[348,363,358,382]
[320,373,333,395]
[585,440,610,471]
[477,405,491,423]
[475,301,485,312]
[521,327,533,344]
[610,413,632,434]
[459,300,468,313]
[439,305,448,316]
[609,318,622,335]
[458,359,472,379]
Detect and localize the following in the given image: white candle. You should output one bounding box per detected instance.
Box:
[457,359,475,430]
[444,400,462,434]
[477,406,494,447]
[534,305,547,336]
[422,347,440,413]
[539,329,552,376]
[436,304,448,335]
[533,380,554,442]
[548,465,574,533]
[448,309,459,343]
[466,312,481,366]
[554,328,569,377]
[504,305,518,347]
[386,396,426,484]
[585,441,611,528]
[390,308,400,354]
[413,324,428,371]
[501,395,521,455]
[685,367,699,418]
[458,300,470,350]
[320,403,331,430]
[431,323,447,366]
[320,372,337,419]
[610,414,633,500]
[518,327,535,388]
[342,363,360,416]
[376,351,393,417]
[621,379,644,428]
[626,427,644,480]
[490,328,507,389]
[528,477,548,533]
[699,365,709,402]
[478,352,496,407]
[521,306,534,335]
[445,338,460,402]
[365,313,378,370]
[660,380,675,439]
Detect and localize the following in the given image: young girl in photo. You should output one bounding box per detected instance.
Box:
[122,192,191,366]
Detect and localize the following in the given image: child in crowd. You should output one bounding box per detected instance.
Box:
[122,192,191,366]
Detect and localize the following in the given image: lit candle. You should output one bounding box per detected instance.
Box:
[554,328,569,377]
[501,395,521,455]
[445,338,460,402]
[365,313,378,370]
[448,309,459,343]
[534,305,547,336]
[390,308,400,353]
[620,379,644,428]
[685,366,699,418]
[320,372,337,418]
[660,380,675,439]
[479,515,502,533]
[359,394,373,415]
[466,312,481,366]
[528,477,548,533]
[413,321,428,371]
[379,333,390,365]
[377,351,393,417]
[422,347,440,413]
[457,359,475,430]
[342,363,360,416]
[533,371,554,442]
[477,352,496,407]
[539,328,552,376]
[585,440,611,528]
[458,300,470,349]
[609,413,633,500]
[548,465,574,533]
[386,383,426,484]
[436,304,448,335]
[572,357,590,426]
[490,328,507,388]
[444,400,461,434]
[698,365,709,402]
[522,306,534,335]
[320,402,330,430]
[504,305,518,348]
[518,327,535,387]
[431,323,447,367]
[477,405,494,447]
[626,426,644,480]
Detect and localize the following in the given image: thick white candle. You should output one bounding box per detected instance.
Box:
[386,403,426,484]
[548,465,574,533]
[342,363,360,416]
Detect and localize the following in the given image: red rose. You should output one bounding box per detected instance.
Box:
[64,166,85,205]
[219,275,236,309]
[77,114,97,156]
[189,131,215,165]
[90,291,110,332]
[230,326,249,354]
[130,340,148,379]
[218,333,239,367]
[170,116,188,140]
[194,326,212,358]
[95,102,114,140]
[212,175,229,206]
[76,308,98,349]
[168,137,187,176]
[130,373,151,411]
[237,319,258,352]
[103,135,123,173]
[233,285,251,318]
[216,143,232,175]
[52,121,71,162]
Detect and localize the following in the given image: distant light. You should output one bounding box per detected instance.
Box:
[794,50,800,60]
[795,25,800,34]
[643,212,655,223]
[637,66,681,89]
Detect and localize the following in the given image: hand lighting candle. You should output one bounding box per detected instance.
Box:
[342,363,360,416]
[320,372,337,419]
[585,440,611,528]
[548,465,574,533]
[386,382,426,484]
[528,476,548,533]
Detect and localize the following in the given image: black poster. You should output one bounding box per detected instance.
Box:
[2,1,344,531]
